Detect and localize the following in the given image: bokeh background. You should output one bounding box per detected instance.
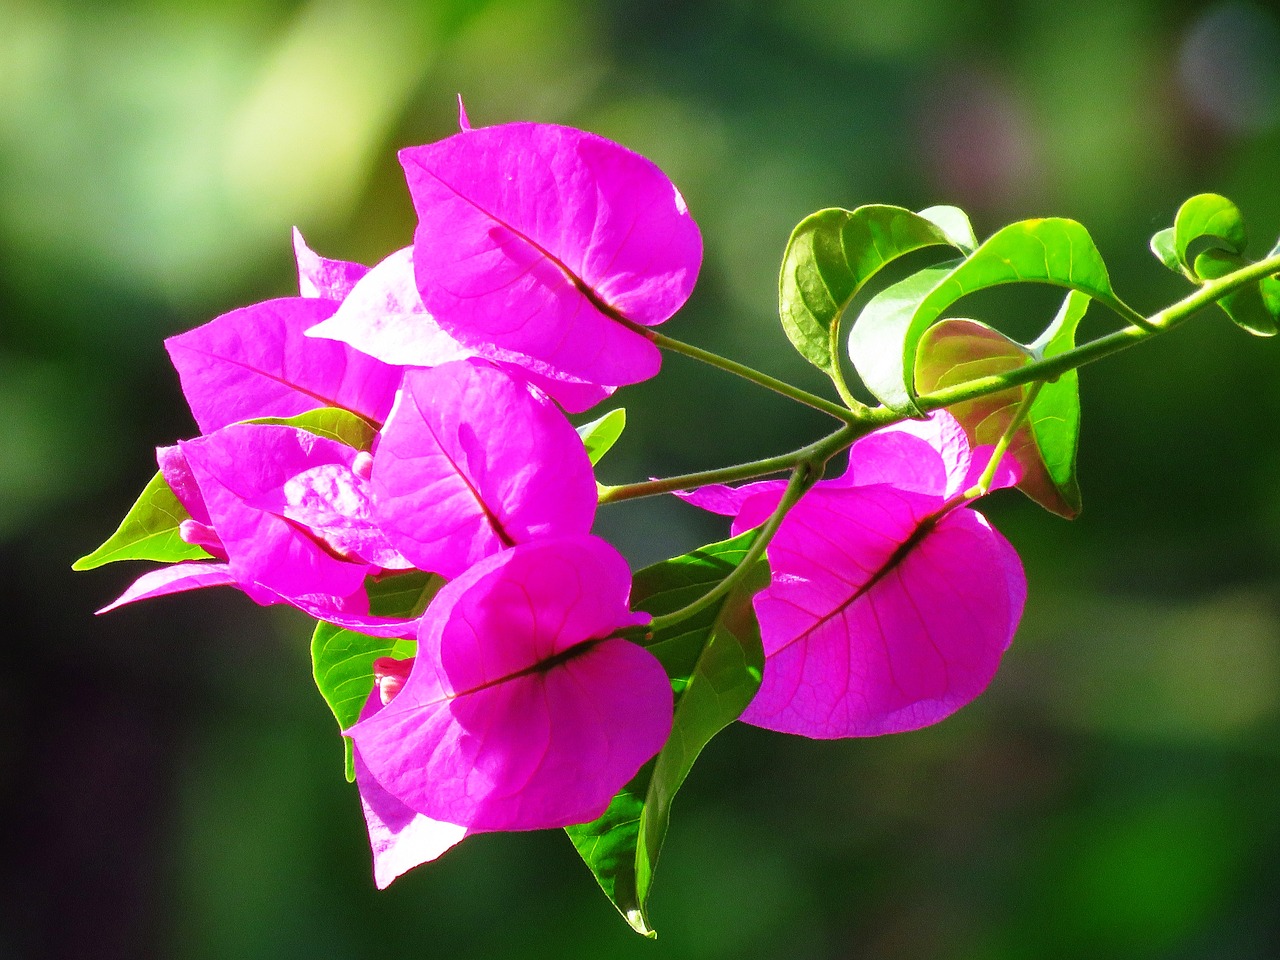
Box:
[5,0,1280,957]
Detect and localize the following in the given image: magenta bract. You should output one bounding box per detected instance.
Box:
[353,685,468,889]
[400,122,702,387]
[294,228,370,301]
[371,360,598,579]
[348,536,671,832]
[180,423,376,604]
[681,412,1026,738]
[165,296,403,432]
[98,561,239,613]
[305,246,614,413]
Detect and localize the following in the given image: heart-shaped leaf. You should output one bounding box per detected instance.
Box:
[850,218,1122,416]
[914,291,1088,518]
[567,530,766,937]
[777,205,972,378]
[73,470,214,570]
[1174,193,1247,277]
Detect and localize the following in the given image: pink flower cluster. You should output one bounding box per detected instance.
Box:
[94,115,1026,889]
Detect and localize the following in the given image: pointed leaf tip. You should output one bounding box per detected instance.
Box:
[577,408,627,465]
[567,530,765,936]
[74,470,213,570]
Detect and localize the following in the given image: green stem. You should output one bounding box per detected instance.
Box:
[646,329,865,424]
[604,249,1280,505]
[963,381,1042,499]
[600,422,863,505]
[647,464,816,634]
[900,249,1280,420]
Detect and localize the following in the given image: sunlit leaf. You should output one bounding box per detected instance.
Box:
[778,205,970,377]
[577,408,627,466]
[567,530,765,937]
[913,290,1087,518]
[850,218,1122,416]
[73,470,213,570]
[918,204,978,253]
[1026,290,1089,516]
[1174,193,1246,277]
[311,570,440,780]
[1149,227,1180,275]
[1263,237,1280,317]
[247,405,378,451]
[1193,249,1278,337]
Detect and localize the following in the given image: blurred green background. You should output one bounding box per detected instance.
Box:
[5,0,1280,957]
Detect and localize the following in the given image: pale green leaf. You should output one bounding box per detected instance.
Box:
[248,406,378,451]
[73,470,213,570]
[1149,226,1180,274]
[1174,193,1246,277]
[576,408,626,466]
[1193,249,1278,337]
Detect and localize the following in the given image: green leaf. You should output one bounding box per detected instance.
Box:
[1262,238,1280,317]
[778,205,970,378]
[918,204,978,253]
[310,570,442,780]
[912,290,1087,518]
[576,408,626,465]
[567,531,766,937]
[1149,226,1180,274]
[1174,193,1246,277]
[73,470,214,570]
[248,406,378,451]
[1193,249,1278,337]
[1026,290,1089,516]
[850,218,1123,416]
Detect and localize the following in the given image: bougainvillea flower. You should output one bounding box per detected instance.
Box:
[353,672,468,889]
[101,423,386,618]
[293,227,369,301]
[400,122,702,387]
[371,360,597,579]
[165,296,404,432]
[681,412,1025,738]
[348,536,672,832]
[306,245,614,413]
[179,423,378,604]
